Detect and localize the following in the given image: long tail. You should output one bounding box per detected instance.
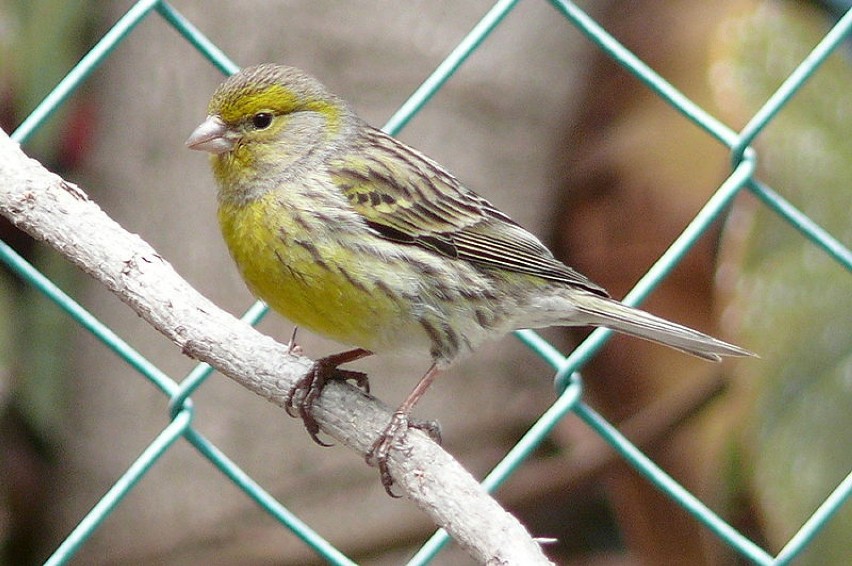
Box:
[567,293,755,362]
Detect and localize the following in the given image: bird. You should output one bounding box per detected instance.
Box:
[186,63,753,496]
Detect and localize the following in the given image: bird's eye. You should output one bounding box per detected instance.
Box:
[251,112,273,130]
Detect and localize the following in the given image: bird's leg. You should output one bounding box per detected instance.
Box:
[286,347,373,446]
[367,362,443,497]
[286,326,303,356]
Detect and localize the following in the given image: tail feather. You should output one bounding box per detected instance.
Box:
[569,294,755,362]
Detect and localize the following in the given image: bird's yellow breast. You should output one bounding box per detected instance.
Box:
[217,192,419,351]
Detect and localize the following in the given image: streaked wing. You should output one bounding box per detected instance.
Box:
[330,127,607,296]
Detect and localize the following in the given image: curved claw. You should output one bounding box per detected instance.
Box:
[284,348,373,447]
[335,369,370,394]
[366,413,442,497]
[285,365,334,446]
[367,412,409,498]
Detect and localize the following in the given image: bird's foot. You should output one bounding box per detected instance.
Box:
[285,348,372,446]
[366,412,442,497]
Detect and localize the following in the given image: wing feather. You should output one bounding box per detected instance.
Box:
[330,127,607,296]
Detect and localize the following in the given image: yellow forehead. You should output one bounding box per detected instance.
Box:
[211,84,294,123]
[210,82,340,131]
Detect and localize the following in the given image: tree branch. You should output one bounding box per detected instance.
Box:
[0,129,551,565]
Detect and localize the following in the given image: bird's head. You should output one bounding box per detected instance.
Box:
[187,64,350,197]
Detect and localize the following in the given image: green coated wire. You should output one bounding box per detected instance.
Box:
[12,0,161,144]
[513,328,571,373]
[735,6,852,156]
[557,154,755,386]
[748,179,852,271]
[548,0,852,274]
[382,0,521,136]
[185,429,359,566]
[408,374,584,565]
[773,470,852,565]
[0,239,178,397]
[573,402,776,565]
[156,1,240,76]
[168,301,269,417]
[731,7,852,272]
[547,0,740,148]
[43,408,194,566]
[4,1,181,407]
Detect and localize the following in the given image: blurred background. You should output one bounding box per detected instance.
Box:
[0,1,849,564]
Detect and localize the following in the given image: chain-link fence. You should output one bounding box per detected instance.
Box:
[1,1,850,564]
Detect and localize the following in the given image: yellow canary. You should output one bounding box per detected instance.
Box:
[187,64,752,494]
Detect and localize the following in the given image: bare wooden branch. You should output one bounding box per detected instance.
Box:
[0,130,552,565]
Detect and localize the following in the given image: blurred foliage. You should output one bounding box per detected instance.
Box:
[0,0,95,435]
[714,1,851,563]
[0,276,11,392]
[1,3,95,563]
[0,0,94,163]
